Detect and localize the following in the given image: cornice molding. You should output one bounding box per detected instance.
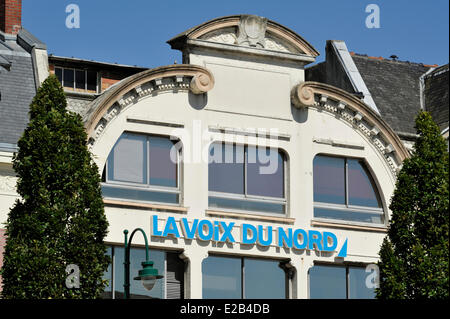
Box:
[167,15,319,58]
[84,64,214,146]
[292,81,410,175]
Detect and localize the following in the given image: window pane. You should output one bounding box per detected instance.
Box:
[101,246,113,299]
[203,256,242,299]
[314,207,383,224]
[114,247,165,299]
[55,67,63,84]
[63,69,74,88]
[244,258,285,299]
[209,143,244,194]
[348,159,381,208]
[247,147,284,198]
[209,196,285,214]
[348,266,376,299]
[87,70,97,91]
[149,136,177,188]
[309,265,347,299]
[313,155,345,204]
[75,69,85,89]
[108,133,147,184]
[102,184,179,204]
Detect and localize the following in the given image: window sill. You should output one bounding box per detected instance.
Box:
[103,198,188,214]
[206,209,295,224]
[311,219,387,232]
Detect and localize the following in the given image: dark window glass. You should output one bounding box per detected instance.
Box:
[347,159,381,208]
[246,146,284,198]
[107,133,147,184]
[309,265,347,299]
[309,265,376,299]
[202,256,242,299]
[209,143,244,194]
[149,136,177,187]
[63,69,74,88]
[87,70,97,91]
[313,155,346,204]
[244,258,285,299]
[348,266,376,299]
[75,69,85,89]
[55,67,63,84]
[114,247,165,299]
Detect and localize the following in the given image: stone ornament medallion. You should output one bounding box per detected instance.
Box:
[237,15,267,48]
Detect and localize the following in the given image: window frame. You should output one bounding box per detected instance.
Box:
[102,132,182,206]
[202,254,290,299]
[208,141,288,216]
[103,245,184,299]
[313,154,386,226]
[55,66,98,93]
[308,263,376,299]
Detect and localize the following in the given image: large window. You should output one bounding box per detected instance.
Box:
[202,255,288,299]
[102,246,184,299]
[208,142,287,215]
[309,264,375,299]
[313,155,384,224]
[102,132,180,205]
[55,67,97,92]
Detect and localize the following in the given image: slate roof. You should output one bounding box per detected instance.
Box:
[423,64,449,131]
[350,53,433,135]
[0,29,39,148]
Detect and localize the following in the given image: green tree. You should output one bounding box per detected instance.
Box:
[0,75,110,298]
[377,111,449,299]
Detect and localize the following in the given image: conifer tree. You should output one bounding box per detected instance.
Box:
[1,75,109,298]
[377,111,449,299]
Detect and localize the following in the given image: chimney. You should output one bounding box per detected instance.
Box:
[0,0,22,35]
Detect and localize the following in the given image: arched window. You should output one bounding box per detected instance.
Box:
[101,132,180,205]
[208,142,287,215]
[313,155,384,224]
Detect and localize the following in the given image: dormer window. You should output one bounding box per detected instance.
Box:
[55,67,97,93]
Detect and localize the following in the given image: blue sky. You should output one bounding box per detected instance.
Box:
[23,0,449,68]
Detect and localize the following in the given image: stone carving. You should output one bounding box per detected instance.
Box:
[202,30,237,45]
[291,84,315,107]
[236,15,267,48]
[190,73,214,94]
[265,37,291,53]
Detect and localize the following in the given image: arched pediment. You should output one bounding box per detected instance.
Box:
[167,15,319,58]
[83,64,214,146]
[292,81,410,174]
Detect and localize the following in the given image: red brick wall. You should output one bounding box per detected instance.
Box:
[0,0,22,35]
[0,228,6,293]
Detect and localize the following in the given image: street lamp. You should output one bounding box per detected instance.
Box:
[123,228,163,299]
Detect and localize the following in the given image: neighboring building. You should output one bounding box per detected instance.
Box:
[305,40,447,151]
[0,2,449,299]
[48,55,147,114]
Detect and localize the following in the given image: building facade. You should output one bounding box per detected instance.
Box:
[1,2,449,299]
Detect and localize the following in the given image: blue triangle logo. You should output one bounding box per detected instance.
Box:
[337,239,348,258]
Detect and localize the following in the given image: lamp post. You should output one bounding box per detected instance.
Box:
[123,228,163,299]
